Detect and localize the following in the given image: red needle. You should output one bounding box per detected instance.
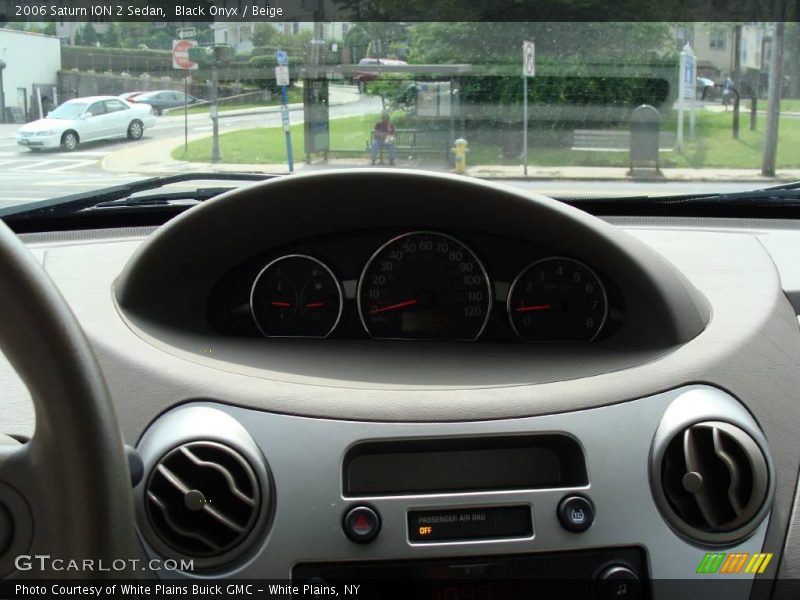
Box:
[515,304,552,313]
[271,301,291,308]
[304,302,325,308]
[369,299,418,315]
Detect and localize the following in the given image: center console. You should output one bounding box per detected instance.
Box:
[132,386,775,600]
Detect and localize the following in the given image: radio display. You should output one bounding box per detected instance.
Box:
[344,435,587,496]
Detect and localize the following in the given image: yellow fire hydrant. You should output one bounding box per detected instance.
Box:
[452,138,468,174]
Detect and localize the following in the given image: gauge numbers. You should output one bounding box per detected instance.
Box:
[250,254,343,338]
[507,257,608,342]
[358,232,492,340]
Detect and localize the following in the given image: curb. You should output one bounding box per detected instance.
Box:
[101,135,800,183]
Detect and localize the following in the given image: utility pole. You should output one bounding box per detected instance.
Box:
[762,19,786,176]
[732,25,741,139]
[210,59,220,163]
[0,60,6,124]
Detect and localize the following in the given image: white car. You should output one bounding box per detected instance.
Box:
[15,95,157,152]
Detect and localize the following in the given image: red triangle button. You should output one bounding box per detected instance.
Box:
[344,506,380,543]
[353,515,371,531]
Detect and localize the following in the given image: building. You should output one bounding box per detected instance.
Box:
[0,29,62,122]
[211,23,257,54]
[55,22,111,46]
[211,21,351,55]
[674,23,773,81]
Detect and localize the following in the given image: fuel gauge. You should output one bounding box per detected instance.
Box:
[250,255,343,338]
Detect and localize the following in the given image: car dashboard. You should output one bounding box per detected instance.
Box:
[2,170,800,600]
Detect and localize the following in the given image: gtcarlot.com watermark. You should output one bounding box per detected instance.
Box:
[14,554,194,572]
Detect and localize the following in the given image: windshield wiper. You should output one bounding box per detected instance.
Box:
[0,173,276,222]
[560,181,800,217]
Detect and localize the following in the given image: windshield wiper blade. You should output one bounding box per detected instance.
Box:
[89,187,237,209]
[0,172,276,221]
[560,185,800,217]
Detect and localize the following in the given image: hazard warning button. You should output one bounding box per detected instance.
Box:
[343,505,381,543]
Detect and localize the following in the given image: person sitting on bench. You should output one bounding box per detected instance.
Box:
[371,112,396,165]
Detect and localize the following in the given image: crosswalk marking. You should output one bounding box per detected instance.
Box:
[49,159,100,172]
[0,157,103,173]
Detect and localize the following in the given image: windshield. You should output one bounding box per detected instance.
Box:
[1,14,798,214]
[46,102,87,120]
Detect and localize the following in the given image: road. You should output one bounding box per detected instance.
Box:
[0,88,389,210]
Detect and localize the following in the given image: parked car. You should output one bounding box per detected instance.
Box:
[354,57,408,84]
[696,77,717,100]
[15,96,157,152]
[133,90,204,115]
[118,91,147,102]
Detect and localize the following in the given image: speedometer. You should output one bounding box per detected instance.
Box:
[357,232,492,340]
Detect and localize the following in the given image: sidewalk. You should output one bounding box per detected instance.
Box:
[102,133,800,183]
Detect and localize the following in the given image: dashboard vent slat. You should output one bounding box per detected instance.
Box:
[658,421,769,543]
[144,441,261,562]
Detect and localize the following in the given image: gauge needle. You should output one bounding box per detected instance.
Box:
[271,301,292,308]
[515,304,552,313]
[304,302,325,308]
[369,299,418,315]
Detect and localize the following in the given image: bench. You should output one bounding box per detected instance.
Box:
[571,129,676,152]
[368,128,450,162]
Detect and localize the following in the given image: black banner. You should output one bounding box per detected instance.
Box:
[0,578,796,600]
[0,0,798,23]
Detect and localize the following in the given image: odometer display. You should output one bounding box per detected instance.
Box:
[358,232,492,340]
[507,257,608,342]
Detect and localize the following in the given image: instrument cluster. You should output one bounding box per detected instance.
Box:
[213,230,620,343]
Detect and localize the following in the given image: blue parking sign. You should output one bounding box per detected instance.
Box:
[277,50,288,65]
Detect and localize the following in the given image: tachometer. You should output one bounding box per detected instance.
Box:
[507,257,608,342]
[357,232,492,340]
[250,255,343,337]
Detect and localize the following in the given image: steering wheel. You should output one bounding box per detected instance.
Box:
[0,220,137,578]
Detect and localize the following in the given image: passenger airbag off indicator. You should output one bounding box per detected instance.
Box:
[408,505,532,542]
[343,505,381,543]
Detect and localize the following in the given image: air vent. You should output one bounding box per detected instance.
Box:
[656,421,770,544]
[145,441,261,564]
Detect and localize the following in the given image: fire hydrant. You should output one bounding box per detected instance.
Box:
[452,138,468,174]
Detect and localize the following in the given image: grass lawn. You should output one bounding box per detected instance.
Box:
[172,108,800,169]
[671,110,800,169]
[172,112,403,163]
[780,99,800,113]
[176,88,303,115]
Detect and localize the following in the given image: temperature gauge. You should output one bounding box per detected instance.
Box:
[250,255,343,338]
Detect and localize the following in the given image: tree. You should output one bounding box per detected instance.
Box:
[104,22,121,48]
[407,22,673,67]
[252,23,277,47]
[81,23,99,46]
[346,23,409,60]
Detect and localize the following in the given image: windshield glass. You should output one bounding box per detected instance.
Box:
[1,14,798,214]
[46,102,87,120]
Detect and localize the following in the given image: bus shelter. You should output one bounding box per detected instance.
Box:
[296,64,473,163]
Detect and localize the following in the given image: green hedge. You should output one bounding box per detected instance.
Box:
[462,76,671,108]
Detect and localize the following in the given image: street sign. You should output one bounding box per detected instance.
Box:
[276,50,288,65]
[178,27,196,39]
[172,39,198,70]
[677,43,697,149]
[521,40,535,176]
[523,40,535,77]
[681,44,696,100]
[275,65,290,87]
